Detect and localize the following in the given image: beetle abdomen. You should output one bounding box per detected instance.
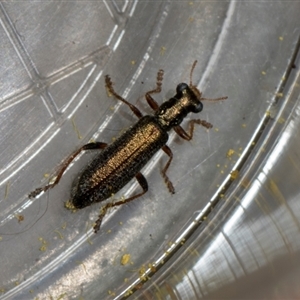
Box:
[72,115,168,208]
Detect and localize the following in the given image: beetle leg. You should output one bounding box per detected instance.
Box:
[105,75,144,119]
[161,145,175,194]
[93,172,148,233]
[28,142,108,198]
[144,69,164,111]
[174,119,213,141]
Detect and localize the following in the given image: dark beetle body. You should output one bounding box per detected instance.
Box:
[72,115,168,208]
[29,61,227,233]
[72,82,205,209]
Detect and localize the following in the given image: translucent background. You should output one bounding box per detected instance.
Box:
[0,1,299,299]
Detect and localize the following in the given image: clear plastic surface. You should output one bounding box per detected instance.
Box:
[0,2,299,300]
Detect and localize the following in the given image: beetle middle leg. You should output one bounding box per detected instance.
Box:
[28,142,108,198]
[144,69,164,111]
[174,119,213,141]
[161,145,175,194]
[93,172,148,233]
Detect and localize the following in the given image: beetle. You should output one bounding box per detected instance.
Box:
[29,61,227,233]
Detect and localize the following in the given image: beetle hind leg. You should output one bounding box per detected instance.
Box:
[28,142,108,199]
[93,172,148,233]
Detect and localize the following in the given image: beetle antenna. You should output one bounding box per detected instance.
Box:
[190,60,227,102]
[190,60,198,86]
[200,96,228,102]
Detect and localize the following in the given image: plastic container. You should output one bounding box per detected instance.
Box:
[0,2,299,299]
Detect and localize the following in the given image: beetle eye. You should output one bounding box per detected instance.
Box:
[191,101,203,113]
[176,83,188,93]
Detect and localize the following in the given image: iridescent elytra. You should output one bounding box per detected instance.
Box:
[29,61,227,233]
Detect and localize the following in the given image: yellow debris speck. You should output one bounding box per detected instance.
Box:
[4,181,10,199]
[38,237,47,252]
[120,254,131,266]
[54,230,64,240]
[139,265,148,281]
[148,263,156,272]
[15,214,24,223]
[226,149,235,157]
[108,290,116,296]
[160,46,166,55]
[39,245,47,252]
[230,170,239,180]
[65,200,76,212]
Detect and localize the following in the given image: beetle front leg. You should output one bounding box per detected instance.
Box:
[105,75,144,119]
[174,119,213,141]
[144,69,164,111]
